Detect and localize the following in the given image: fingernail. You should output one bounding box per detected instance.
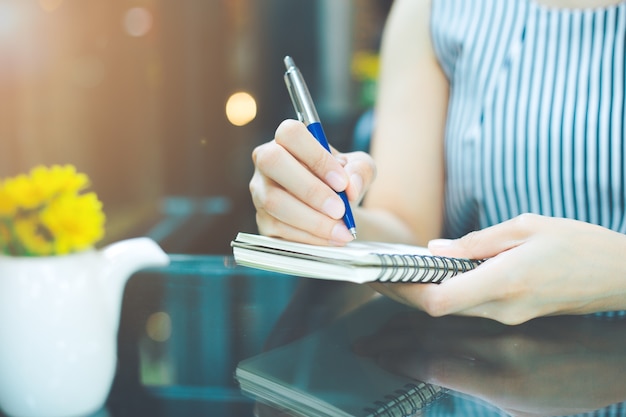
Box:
[322,197,345,219]
[325,171,347,191]
[428,239,453,250]
[331,223,354,243]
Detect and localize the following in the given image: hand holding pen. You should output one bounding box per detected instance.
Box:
[283,56,357,239]
[248,57,376,246]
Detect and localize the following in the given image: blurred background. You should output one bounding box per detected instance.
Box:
[0,0,392,255]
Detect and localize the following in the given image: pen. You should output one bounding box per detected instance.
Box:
[283,55,357,239]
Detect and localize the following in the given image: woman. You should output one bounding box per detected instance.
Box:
[249,0,626,325]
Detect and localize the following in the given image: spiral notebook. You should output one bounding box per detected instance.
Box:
[235,296,446,417]
[231,232,481,284]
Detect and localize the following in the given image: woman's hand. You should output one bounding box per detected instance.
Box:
[371,214,626,324]
[250,119,376,245]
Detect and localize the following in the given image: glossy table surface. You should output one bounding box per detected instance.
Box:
[109,255,297,417]
[8,255,626,417]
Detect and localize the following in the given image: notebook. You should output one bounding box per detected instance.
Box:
[235,296,446,417]
[231,232,481,284]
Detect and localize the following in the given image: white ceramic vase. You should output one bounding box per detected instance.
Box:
[0,238,169,417]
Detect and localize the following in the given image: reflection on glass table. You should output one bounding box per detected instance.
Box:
[353,309,626,417]
[240,294,626,417]
[2,254,625,417]
[110,255,299,417]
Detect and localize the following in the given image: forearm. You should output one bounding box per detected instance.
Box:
[351,0,447,248]
[350,206,422,244]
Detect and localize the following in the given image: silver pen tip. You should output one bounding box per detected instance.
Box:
[349,228,357,240]
[284,56,295,70]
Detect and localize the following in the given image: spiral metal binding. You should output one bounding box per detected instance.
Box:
[374,253,481,283]
[363,382,445,417]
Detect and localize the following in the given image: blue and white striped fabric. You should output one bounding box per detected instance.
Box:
[430,0,625,319]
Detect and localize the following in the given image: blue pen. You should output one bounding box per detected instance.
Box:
[283,55,357,239]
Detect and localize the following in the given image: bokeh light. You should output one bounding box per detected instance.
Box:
[225,91,257,126]
[145,311,172,342]
[123,7,152,37]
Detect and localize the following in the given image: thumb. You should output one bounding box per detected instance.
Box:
[428,219,530,260]
[343,151,376,204]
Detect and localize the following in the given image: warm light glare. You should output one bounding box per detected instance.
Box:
[225,91,257,126]
[123,7,152,37]
[0,3,20,37]
[145,312,172,342]
[70,56,106,89]
[39,0,63,13]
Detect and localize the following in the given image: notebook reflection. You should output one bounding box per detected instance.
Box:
[240,296,626,417]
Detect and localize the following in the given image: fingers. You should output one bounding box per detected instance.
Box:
[418,265,516,319]
[371,251,537,325]
[274,120,349,192]
[371,214,624,325]
[255,202,355,246]
[250,119,377,244]
[428,214,542,260]
[253,140,346,220]
[250,173,354,245]
[274,120,376,203]
[343,151,376,204]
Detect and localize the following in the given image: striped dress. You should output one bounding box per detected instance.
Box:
[431,0,626,320]
[431,0,626,239]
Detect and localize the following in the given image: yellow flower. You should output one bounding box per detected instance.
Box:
[30,165,89,198]
[2,174,44,211]
[40,192,106,255]
[0,164,105,256]
[1,165,89,213]
[13,217,55,256]
[0,186,17,217]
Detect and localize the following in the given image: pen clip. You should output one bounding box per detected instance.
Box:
[284,71,306,123]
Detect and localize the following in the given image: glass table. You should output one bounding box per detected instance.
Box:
[109,255,298,417]
[5,255,625,417]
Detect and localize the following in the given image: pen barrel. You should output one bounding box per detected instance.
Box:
[283,55,358,237]
[338,191,356,231]
[306,123,356,232]
[306,122,332,153]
